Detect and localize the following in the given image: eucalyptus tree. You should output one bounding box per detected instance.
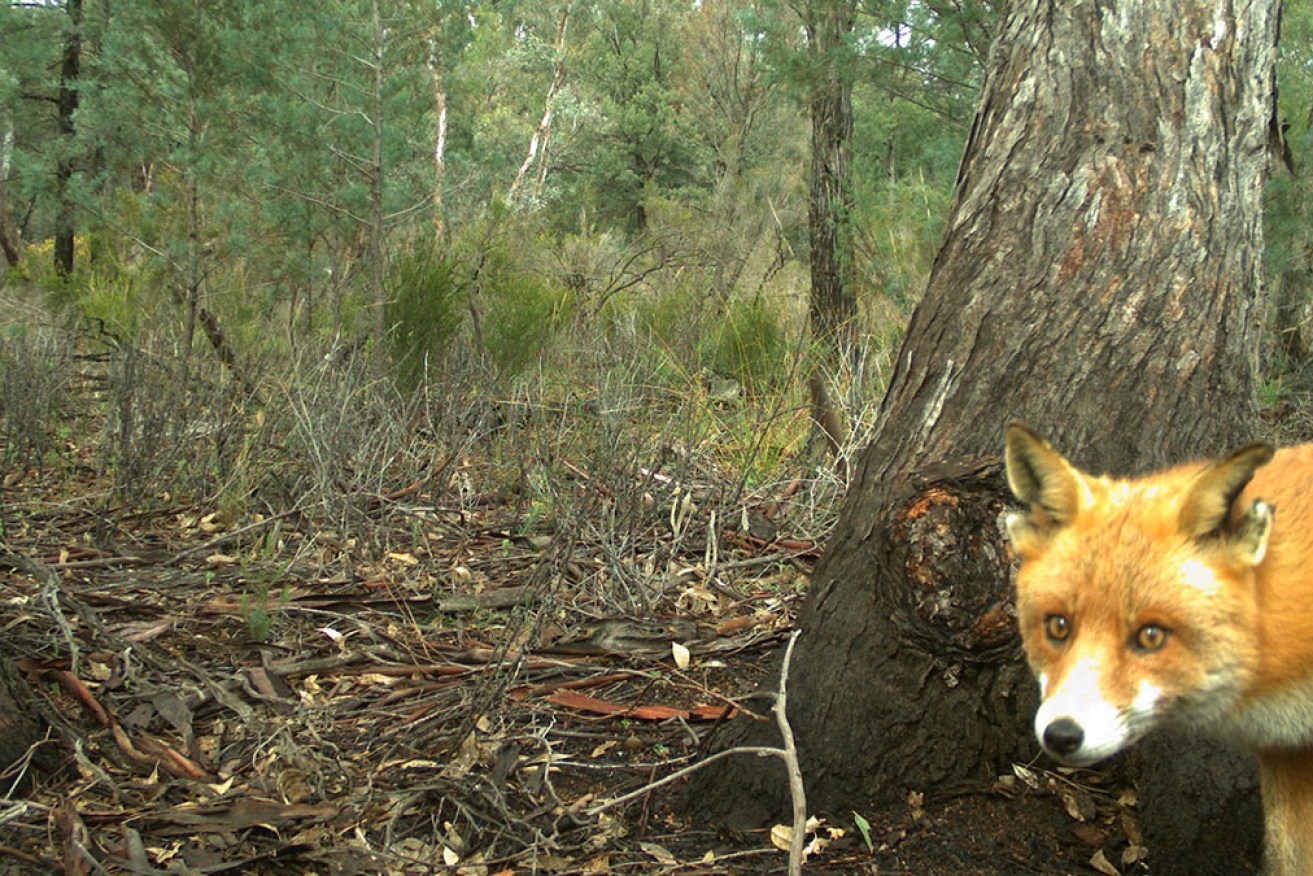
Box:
[688,2,1281,871]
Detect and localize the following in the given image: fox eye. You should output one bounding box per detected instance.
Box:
[1044,614,1070,643]
[1134,624,1169,652]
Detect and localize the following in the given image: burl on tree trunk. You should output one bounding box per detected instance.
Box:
[685,2,1278,872]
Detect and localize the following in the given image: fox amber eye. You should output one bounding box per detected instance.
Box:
[1044,614,1070,643]
[1134,624,1169,652]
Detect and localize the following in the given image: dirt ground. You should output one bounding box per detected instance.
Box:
[0,454,1152,876]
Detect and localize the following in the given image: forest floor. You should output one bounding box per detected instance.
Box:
[0,444,1150,876]
[0,308,1173,876]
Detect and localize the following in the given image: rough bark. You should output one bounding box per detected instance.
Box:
[804,0,856,350]
[0,118,21,268]
[686,2,1278,872]
[0,656,57,793]
[0,191,20,270]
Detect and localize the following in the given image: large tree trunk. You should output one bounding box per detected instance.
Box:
[687,1,1278,872]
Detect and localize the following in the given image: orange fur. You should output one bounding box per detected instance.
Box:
[1006,426,1313,876]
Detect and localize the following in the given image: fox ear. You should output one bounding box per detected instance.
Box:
[1005,423,1087,546]
[1232,500,1275,566]
[1178,442,1276,563]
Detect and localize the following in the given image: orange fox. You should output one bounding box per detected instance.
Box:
[1005,423,1313,876]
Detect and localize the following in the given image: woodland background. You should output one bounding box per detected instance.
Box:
[3,2,1312,418]
[1,1,1312,874]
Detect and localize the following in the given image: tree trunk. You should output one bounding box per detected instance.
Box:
[687,2,1278,872]
[54,0,83,278]
[0,118,21,268]
[427,33,448,243]
[182,96,201,366]
[369,0,388,345]
[804,0,856,351]
[508,3,570,209]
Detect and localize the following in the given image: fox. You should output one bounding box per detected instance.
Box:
[1004,422,1313,876]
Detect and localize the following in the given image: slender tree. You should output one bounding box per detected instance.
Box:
[801,0,857,351]
[53,0,82,278]
[687,1,1280,871]
[507,2,571,208]
[427,25,450,243]
[0,114,21,268]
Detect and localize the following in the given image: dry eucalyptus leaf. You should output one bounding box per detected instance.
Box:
[671,641,691,670]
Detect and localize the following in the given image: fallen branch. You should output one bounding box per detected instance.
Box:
[588,630,810,874]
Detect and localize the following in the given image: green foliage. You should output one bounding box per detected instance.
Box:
[614,278,706,387]
[384,247,464,388]
[704,295,789,391]
[240,571,289,642]
[241,593,274,642]
[604,276,794,396]
[569,0,713,229]
[1265,4,1313,280]
[852,173,954,308]
[853,811,875,853]
[0,0,988,376]
[1263,3,1313,395]
[482,272,572,378]
[71,266,152,336]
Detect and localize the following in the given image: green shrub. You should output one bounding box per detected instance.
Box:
[75,265,152,335]
[611,279,708,388]
[483,273,571,378]
[384,247,463,389]
[703,295,788,391]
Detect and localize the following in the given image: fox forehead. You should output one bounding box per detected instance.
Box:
[1015,471,1238,610]
[1080,466,1204,521]
[1054,464,1210,542]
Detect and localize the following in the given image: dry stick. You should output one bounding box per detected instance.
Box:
[774,630,807,874]
[170,506,307,562]
[588,630,809,875]
[2,544,81,675]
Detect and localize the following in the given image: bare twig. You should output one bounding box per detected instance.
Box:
[1,544,81,675]
[774,630,808,874]
[587,630,809,875]
[170,507,308,562]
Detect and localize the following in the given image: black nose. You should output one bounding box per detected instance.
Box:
[1043,717,1084,757]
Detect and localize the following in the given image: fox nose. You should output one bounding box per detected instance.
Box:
[1043,717,1085,758]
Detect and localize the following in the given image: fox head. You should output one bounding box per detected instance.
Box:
[1004,423,1275,765]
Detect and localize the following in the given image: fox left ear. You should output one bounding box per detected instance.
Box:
[1178,442,1276,564]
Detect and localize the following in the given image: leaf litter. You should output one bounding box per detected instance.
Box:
[0,440,822,875]
[0,406,1150,875]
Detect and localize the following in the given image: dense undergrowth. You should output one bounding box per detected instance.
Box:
[0,222,907,621]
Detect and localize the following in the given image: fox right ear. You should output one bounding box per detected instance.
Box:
[1177,441,1276,545]
[1005,423,1087,547]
